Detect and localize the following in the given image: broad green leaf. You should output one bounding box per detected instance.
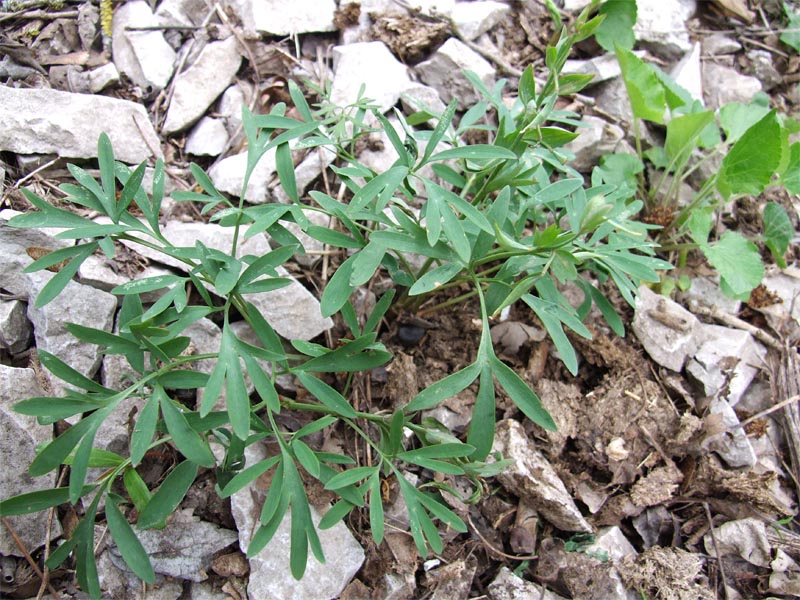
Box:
[406,361,481,411]
[408,262,462,296]
[292,439,320,478]
[781,3,800,52]
[123,468,151,512]
[112,274,184,295]
[318,499,354,530]
[350,241,386,287]
[137,460,199,529]
[14,396,105,421]
[686,207,714,245]
[491,356,556,430]
[8,188,94,229]
[665,111,715,163]
[702,231,764,297]
[223,328,250,440]
[62,447,124,468]
[320,253,358,317]
[780,142,800,193]
[595,0,636,51]
[763,202,794,268]
[616,47,666,124]
[157,386,215,467]
[295,373,357,418]
[105,499,155,583]
[718,101,771,144]
[717,110,784,199]
[467,366,495,460]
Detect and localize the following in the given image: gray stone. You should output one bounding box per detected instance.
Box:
[757,267,800,338]
[26,272,118,396]
[563,115,627,172]
[746,49,783,91]
[118,221,332,340]
[88,62,120,93]
[586,526,638,563]
[634,0,696,59]
[226,0,336,36]
[451,1,510,40]
[112,0,176,90]
[670,42,703,103]
[208,148,276,204]
[427,557,477,600]
[186,117,230,157]
[686,323,765,406]
[632,285,702,372]
[155,0,208,27]
[704,397,757,468]
[704,517,771,568]
[218,84,249,136]
[163,37,242,134]
[702,62,762,110]
[0,365,61,556]
[330,42,413,114]
[0,86,162,164]
[491,419,592,533]
[416,38,496,110]
[563,53,624,85]
[0,299,32,354]
[0,220,72,296]
[678,275,741,315]
[488,567,568,600]
[702,33,741,56]
[231,442,365,600]
[107,509,238,581]
[98,548,183,600]
[77,255,174,304]
[400,84,447,121]
[591,77,635,129]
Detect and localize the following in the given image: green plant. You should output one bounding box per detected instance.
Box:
[0,3,670,595]
[600,45,799,298]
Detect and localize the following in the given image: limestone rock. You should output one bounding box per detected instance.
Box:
[450,1,510,40]
[563,115,627,172]
[208,148,276,204]
[330,42,412,114]
[253,0,336,35]
[634,0,696,58]
[0,299,32,354]
[0,86,162,163]
[488,567,568,600]
[670,42,703,103]
[704,397,757,468]
[112,0,176,90]
[163,37,242,134]
[0,365,61,556]
[702,62,762,110]
[491,419,592,533]
[416,38,496,110]
[186,117,230,157]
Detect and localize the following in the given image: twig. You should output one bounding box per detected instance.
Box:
[1,517,62,600]
[703,503,732,600]
[125,24,201,31]
[14,157,60,189]
[689,303,782,350]
[741,35,790,58]
[0,9,78,23]
[465,512,538,561]
[729,393,800,431]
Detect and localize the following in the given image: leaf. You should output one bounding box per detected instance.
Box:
[219,455,281,498]
[318,499,354,530]
[718,101,771,144]
[491,356,557,431]
[781,142,800,193]
[105,499,155,583]
[665,111,715,163]
[616,47,666,124]
[702,231,764,297]
[0,486,96,516]
[408,262,462,296]
[397,442,476,461]
[762,202,794,268]
[320,253,358,317]
[717,110,784,199]
[781,3,800,52]
[292,439,320,478]
[421,100,457,164]
[368,473,385,544]
[137,460,198,529]
[223,329,250,440]
[295,372,358,418]
[406,361,481,411]
[324,466,377,490]
[97,132,117,216]
[429,145,516,162]
[157,386,215,468]
[34,242,98,308]
[276,142,299,202]
[123,468,151,512]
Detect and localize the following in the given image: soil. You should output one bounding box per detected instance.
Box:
[1,1,799,600]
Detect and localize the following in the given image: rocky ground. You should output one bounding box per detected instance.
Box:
[1,0,800,599]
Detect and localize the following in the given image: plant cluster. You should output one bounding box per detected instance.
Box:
[11,0,796,595]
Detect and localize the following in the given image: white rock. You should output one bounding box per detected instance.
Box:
[400,84,447,120]
[704,397,757,468]
[563,0,593,10]
[634,0,696,58]
[686,323,765,406]
[587,526,638,563]
[451,1,510,40]
[632,285,701,372]
[746,49,783,91]
[88,62,120,93]
[0,86,162,164]
[704,518,771,568]
[231,442,365,600]
[218,84,248,136]
[488,567,568,600]
[678,275,741,316]
[0,221,73,296]
[112,0,176,90]
[0,365,61,556]
[77,255,174,304]
[155,0,208,27]
[0,299,32,354]
[702,62,762,110]
[757,268,800,338]
[330,42,412,114]
[670,42,703,104]
[563,53,623,85]
[163,37,242,134]
[118,221,332,340]
[186,117,230,156]
[491,419,592,532]
[702,33,741,55]
[563,115,627,172]
[208,148,277,204]
[26,272,118,396]
[416,38,496,110]
[253,0,336,35]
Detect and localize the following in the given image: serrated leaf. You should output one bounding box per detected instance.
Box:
[763,202,794,268]
[702,231,764,297]
[616,47,666,124]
